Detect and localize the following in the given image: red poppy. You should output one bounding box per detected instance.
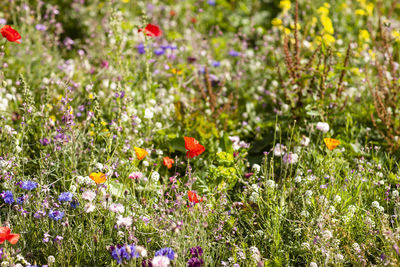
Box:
[138,24,162,37]
[188,191,203,203]
[184,137,205,159]
[0,25,21,44]
[0,227,20,245]
[163,156,174,169]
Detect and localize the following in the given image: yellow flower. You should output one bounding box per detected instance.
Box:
[284,27,291,35]
[101,121,107,126]
[366,3,374,16]
[50,115,56,122]
[392,30,400,42]
[290,23,301,30]
[368,49,376,61]
[134,147,148,160]
[279,0,291,12]
[122,0,129,2]
[319,34,335,46]
[89,172,107,184]
[89,131,95,136]
[171,68,183,75]
[355,9,366,16]
[359,29,370,42]
[320,16,334,34]
[317,6,329,16]
[88,93,94,99]
[272,18,283,27]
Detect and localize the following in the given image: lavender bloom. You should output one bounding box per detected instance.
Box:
[155,247,175,261]
[208,0,216,5]
[17,196,25,204]
[48,210,64,221]
[34,210,46,219]
[58,192,73,202]
[21,181,38,190]
[1,190,14,204]
[70,199,79,208]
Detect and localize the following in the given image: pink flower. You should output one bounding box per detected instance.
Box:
[129,171,143,180]
[82,190,96,202]
[151,256,170,267]
[109,203,125,213]
[116,215,132,227]
[282,152,298,164]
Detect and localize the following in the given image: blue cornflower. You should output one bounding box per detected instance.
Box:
[1,190,14,204]
[48,210,64,221]
[212,61,220,67]
[109,244,140,264]
[155,247,175,260]
[21,180,38,190]
[17,196,24,205]
[70,199,79,209]
[154,48,165,56]
[208,0,216,6]
[229,50,240,57]
[137,43,146,54]
[58,192,73,202]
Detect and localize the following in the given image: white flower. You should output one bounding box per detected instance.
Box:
[155,122,162,128]
[273,143,286,156]
[143,160,149,167]
[322,230,333,240]
[82,190,96,202]
[252,164,261,173]
[117,215,133,227]
[48,256,56,264]
[371,201,380,210]
[109,203,125,213]
[151,171,160,182]
[144,108,154,119]
[334,195,341,203]
[316,122,330,133]
[84,203,96,213]
[151,256,170,267]
[95,162,104,171]
[136,246,148,257]
[309,262,318,267]
[300,136,310,146]
[294,176,302,183]
[335,253,344,263]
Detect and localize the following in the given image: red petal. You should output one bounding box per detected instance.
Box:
[0,227,10,238]
[7,233,20,244]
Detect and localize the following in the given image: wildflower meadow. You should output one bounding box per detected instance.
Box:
[1,0,400,266]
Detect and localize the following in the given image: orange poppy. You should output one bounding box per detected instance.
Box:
[163,157,174,169]
[324,138,340,150]
[0,227,20,245]
[89,172,107,184]
[184,137,205,159]
[188,191,203,203]
[134,147,148,160]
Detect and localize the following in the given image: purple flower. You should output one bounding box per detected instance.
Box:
[154,48,165,56]
[39,138,50,146]
[155,247,175,261]
[35,24,47,31]
[17,195,25,204]
[137,43,146,54]
[187,257,204,267]
[21,180,38,190]
[208,0,216,5]
[48,210,64,221]
[70,199,79,208]
[228,50,239,57]
[212,61,220,67]
[1,190,14,204]
[189,246,203,257]
[109,244,140,264]
[58,192,73,202]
